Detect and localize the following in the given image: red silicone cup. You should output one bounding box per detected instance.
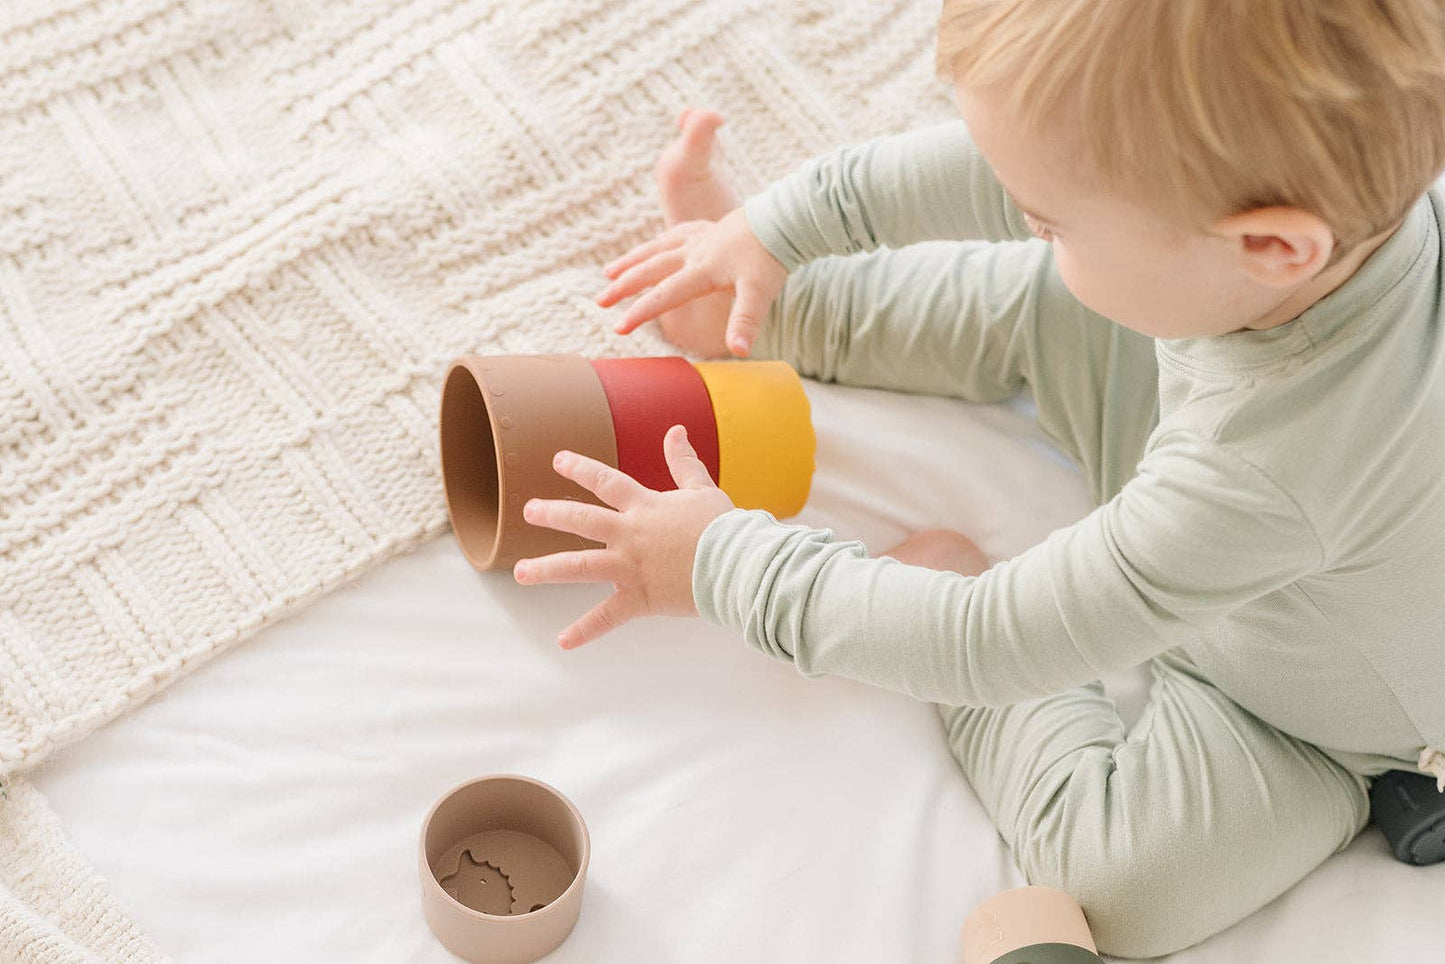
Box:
[589,357,720,491]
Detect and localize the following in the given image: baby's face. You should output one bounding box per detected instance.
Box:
[955,84,1277,338]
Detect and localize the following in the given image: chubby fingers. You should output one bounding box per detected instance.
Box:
[662,425,716,490]
[601,229,685,280]
[552,449,646,510]
[597,248,684,308]
[725,278,772,357]
[557,588,647,649]
[600,255,690,335]
[620,269,716,330]
[513,548,625,586]
[522,497,617,542]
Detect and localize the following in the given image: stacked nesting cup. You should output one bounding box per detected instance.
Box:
[962,887,1105,964]
[439,353,815,570]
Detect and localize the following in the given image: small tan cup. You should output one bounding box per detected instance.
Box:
[962,886,1103,964]
[420,775,590,964]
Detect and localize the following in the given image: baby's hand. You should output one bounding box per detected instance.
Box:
[512,425,735,648]
[596,207,787,357]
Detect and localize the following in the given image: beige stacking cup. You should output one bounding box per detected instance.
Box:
[420,775,590,963]
[962,886,1103,964]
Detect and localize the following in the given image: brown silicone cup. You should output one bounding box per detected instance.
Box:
[962,886,1099,964]
[440,355,619,571]
[420,775,590,964]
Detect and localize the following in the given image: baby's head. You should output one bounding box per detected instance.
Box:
[936,0,1445,338]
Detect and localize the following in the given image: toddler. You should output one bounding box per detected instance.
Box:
[512,1,1445,955]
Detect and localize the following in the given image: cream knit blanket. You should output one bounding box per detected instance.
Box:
[0,0,953,957]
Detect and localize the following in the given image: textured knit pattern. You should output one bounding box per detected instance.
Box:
[0,778,167,962]
[0,0,956,957]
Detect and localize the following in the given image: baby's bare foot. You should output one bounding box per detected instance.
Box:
[650,108,737,357]
[655,108,737,224]
[881,529,991,577]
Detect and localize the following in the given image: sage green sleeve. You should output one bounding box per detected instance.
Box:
[749,238,1056,400]
[741,119,1032,272]
[692,431,1324,707]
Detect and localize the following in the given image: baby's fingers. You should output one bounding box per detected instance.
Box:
[552,449,646,510]
[602,230,685,279]
[724,278,773,357]
[621,270,717,330]
[662,424,716,490]
[522,497,618,542]
[513,549,624,586]
[558,588,647,649]
[596,248,685,316]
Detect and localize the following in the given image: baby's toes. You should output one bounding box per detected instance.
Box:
[669,110,724,165]
[681,108,724,141]
[881,529,990,577]
[686,114,725,162]
[654,109,736,224]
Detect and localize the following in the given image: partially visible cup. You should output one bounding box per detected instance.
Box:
[692,359,814,518]
[962,886,1104,964]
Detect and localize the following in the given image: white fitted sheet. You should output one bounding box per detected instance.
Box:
[30,379,1444,963]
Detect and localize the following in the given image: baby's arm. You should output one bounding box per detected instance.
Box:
[748,235,1062,399]
[601,121,1031,358]
[744,119,1033,271]
[694,433,1324,707]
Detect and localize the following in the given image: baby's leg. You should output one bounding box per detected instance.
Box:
[1010,280,1159,507]
[938,650,1369,958]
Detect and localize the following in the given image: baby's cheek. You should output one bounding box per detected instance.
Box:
[1055,245,1148,328]
[1050,246,1101,311]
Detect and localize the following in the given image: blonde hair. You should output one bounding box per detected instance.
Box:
[936,0,1445,250]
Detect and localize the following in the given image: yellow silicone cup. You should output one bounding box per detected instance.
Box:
[692,360,815,517]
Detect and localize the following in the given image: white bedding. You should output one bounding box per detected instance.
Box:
[29,379,1443,963]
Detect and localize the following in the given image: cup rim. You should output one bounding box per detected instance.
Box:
[419,773,591,923]
[438,354,619,572]
[439,361,506,570]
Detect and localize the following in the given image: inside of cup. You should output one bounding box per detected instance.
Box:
[439,365,501,566]
[425,778,586,917]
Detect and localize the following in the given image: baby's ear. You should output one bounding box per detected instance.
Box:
[1213,207,1335,287]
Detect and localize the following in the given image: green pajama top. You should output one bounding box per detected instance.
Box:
[690,119,1445,776]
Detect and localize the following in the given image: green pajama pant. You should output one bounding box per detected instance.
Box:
[761,241,1373,959]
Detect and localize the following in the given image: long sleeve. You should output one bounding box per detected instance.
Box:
[742,119,1032,271]
[749,237,1067,400]
[692,430,1325,707]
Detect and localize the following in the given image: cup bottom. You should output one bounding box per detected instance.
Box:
[432,830,576,917]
